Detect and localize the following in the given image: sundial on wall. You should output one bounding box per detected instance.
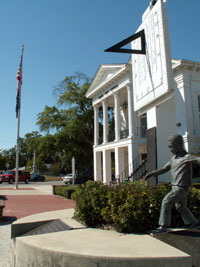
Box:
[105,0,173,111]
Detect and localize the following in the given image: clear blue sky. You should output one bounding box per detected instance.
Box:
[0,0,200,150]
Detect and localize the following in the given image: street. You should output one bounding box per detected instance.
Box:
[0,180,64,188]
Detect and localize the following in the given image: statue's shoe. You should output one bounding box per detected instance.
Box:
[147,226,169,234]
[186,219,200,229]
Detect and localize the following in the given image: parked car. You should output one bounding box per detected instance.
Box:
[0,170,30,184]
[61,173,73,184]
[30,173,45,182]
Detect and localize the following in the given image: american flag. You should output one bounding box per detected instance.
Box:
[16,45,24,118]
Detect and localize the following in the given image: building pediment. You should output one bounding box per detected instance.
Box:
[86,64,131,98]
[172,58,200,73]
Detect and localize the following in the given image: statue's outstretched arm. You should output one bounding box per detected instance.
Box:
[144,163,170,180]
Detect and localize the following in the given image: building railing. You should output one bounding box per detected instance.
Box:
[108,133,115,142]
[120,129,129,139]
[98,137,103,145]
[135,127,147,138]
[110,157,147,186]
[97,127,147,145]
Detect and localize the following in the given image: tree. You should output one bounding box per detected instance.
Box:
[25,131,43,172]
[36,72,94,175]
[37,134,58,163]
[0,151,8,170]
[25,131,42,154]
[18,137,30,168]
[1,138,30,170]
[25,132,60,173]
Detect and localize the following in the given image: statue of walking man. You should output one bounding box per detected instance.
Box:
[145,134,200,233]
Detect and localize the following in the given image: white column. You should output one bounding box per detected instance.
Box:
[94,151,102,181]
[147,107,157,129]
[102,100,108,143]
[127,84,134,137]
[128,143,138,175]
[174,82,187,136]
[128,144,133,175]
[103,150,111,184]
[94,105,99,146]
[115,147,124,181]
[114,92,120,141]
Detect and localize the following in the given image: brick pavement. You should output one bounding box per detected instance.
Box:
[0,188,76,220]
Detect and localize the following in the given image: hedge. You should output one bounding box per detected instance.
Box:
[72,181,109,227]
[71,181,200,233]
[54,185,78,199]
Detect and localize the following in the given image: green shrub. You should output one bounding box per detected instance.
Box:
[71,181,110,227]
[105,182,171,233]
[188,187,200,218]
[193,183,200,190]
[55,185,78,199]
[70,181,200,233]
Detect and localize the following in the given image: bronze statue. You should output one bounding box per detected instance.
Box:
[145,134,200,233]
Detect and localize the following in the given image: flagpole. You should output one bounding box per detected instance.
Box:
[15,44,24,190]
[15,99,21,190]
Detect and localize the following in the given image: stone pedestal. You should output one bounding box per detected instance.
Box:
[152,228,200,267]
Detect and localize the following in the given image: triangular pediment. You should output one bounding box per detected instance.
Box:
[86,64,126,97]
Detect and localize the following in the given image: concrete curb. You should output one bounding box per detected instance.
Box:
[11,209,192,267]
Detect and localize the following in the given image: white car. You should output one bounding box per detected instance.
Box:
[62,174,73,184]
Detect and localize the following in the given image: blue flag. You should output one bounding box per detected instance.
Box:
[16,45,24,118]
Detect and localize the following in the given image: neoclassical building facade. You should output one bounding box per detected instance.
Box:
[86,59,200,185]
[86,63,147,185]
[86,0,200,185]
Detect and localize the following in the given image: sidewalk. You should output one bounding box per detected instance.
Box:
[0,184,75,267]
[0,184,75,220]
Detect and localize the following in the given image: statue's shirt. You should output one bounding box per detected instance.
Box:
[164,151,200,187]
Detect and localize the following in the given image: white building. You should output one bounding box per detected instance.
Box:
[138,58,200,183]
[86,59,200,185]
[86,62,147,185]
[86,0,200,185]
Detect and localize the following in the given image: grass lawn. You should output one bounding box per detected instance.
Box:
[44,175,61,182]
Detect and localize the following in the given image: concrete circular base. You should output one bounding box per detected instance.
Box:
[11,209,192,267]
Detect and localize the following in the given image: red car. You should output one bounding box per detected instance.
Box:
[0,170,30,184]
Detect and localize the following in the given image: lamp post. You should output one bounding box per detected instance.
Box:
[72,157,75,185]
